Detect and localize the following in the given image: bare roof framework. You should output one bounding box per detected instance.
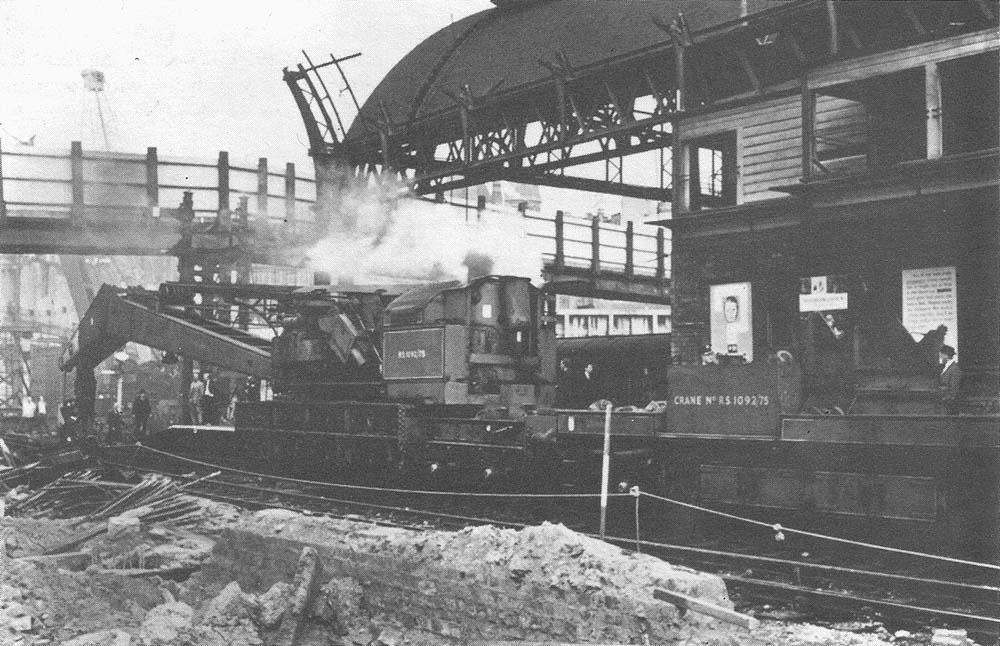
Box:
[285,0,997,203]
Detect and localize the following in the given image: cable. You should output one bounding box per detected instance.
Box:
[132,444,631,500]
[639,490,1000,572]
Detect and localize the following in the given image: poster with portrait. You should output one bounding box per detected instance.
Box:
[710,282,752,363]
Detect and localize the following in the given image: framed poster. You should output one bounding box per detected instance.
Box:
[710,282,752,362]
[902,266,958,353]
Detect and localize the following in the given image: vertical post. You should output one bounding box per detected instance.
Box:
[217,151,230,219]
[555,79,568,141]
[656,228,666,280]
[591,216,601,273]
[0,137,6,225]
[145,147,159,217]
[625,221,634,279]
[599,402,612,540]
[555,210,565,269]
[378,128,392,170]
[801,78,815,181]
[70,141,84,222]
[285,162,296,230]
[633,486,641,553]
[181,357,193,424]
[237,195,249,230]
[116,370,124,409]
[688,145,701,211]
[256,157,268,218]
[458,106,472,165]
[826,0,839,57]
[671,45,690,215]
[925,62,943,160]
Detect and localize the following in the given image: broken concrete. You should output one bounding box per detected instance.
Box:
[61,629,133,646]
[0,490,978,646]
[107,515,141,541]
[137,601,193,644]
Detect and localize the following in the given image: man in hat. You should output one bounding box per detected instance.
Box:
[937,344,961,415]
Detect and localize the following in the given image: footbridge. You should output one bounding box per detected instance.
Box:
[0,140,317,261]
[1,140,670,302]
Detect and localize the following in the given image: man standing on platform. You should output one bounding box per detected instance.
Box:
[188,373,205,425]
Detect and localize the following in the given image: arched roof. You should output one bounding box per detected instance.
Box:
[345,0,790,141]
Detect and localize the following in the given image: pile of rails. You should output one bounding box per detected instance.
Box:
[0,434,89,494]
[6,471,209,557]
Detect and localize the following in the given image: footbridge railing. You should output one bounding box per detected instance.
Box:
[0,140,317,254]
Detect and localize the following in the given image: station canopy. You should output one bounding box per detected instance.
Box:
[344,0,788,142]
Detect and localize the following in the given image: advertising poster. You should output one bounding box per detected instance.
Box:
[710,282,752,362]
[902,266,958,353]
[799,274,850,342]
[799,274,849,313]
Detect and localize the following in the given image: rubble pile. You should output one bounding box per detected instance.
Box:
[0,478,982,645]
[229,511,731,642]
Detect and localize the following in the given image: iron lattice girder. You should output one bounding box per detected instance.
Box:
[404,111,677,196]
[324,0,997,198]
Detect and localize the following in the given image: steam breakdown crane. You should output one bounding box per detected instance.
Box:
[61,281,393,429]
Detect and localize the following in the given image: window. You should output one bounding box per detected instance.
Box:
[941,52,1000,155]
[689,132,738,210]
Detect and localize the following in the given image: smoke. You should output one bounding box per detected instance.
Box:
[463,252,494,281]
[307,169,544,286]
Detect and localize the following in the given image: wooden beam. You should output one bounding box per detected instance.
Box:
[801,77,816,181]
[925,62,943,159]
[826,0,839,56]
[808,28,1000,90]
[653,588,760,630]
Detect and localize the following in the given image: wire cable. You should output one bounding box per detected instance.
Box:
[639,490,1000,572]
[132,443,631,499]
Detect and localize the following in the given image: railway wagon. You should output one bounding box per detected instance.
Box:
[526,358,998,558]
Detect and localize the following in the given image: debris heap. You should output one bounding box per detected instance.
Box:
[0,477,969,646]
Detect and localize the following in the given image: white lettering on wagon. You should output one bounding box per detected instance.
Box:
[397,349,427,359]
[673,394,770,406]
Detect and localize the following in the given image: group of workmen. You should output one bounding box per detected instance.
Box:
[186,372,257,426]
[100,390,154,444]
[556,359,603,408]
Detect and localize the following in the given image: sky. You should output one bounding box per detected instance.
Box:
[0,0,493,168]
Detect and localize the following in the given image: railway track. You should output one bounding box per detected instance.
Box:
[95,444,1000,643]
